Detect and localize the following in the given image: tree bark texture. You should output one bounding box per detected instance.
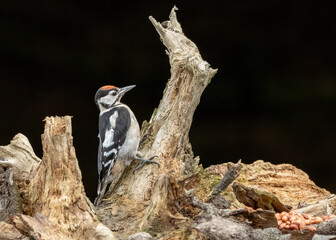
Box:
[95,6,217,237]
[0,6,334,240]
[1,117,116,239]
[0,7,217,239]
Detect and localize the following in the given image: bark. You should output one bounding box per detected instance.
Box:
[0,6,217,240]
[296,195,336,216]
[0,6,334,240]
[210,160,242,197]
[95,6,217,238]
[0,117,116,240]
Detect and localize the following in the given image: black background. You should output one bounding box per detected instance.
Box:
[1,1,335,201]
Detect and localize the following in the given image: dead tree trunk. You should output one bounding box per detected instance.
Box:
[0,118,115,240]
[95,6,217,236]
[0,6,216,239]
[0,6,334,240]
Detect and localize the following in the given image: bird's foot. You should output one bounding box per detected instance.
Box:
[133,156,159,173]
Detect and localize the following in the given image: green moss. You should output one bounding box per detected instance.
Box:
[194,168,222,200]
[192,163,253,207]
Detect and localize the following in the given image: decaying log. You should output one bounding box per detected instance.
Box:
[204,160,331,209]
[0,6,217,239]
[232,182,290,212]
[0,117,115,240]
[95,6,217,238]
[0,133,41,180]
[296,195,336,216]
[0,6,335,240]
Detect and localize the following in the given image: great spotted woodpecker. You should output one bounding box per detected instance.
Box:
[94,85,158,206]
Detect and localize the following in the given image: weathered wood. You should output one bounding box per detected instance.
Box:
[0,8,218,238]
[0,221,26,240]
[0,133,40,180]
[203,160,242,209]
[233,182,290,213]
[95,6,217,238]
[211,160,242,197]
[185,189,248,218]
[0,168,21,222]
[0,6,334,240]
[0,117,116,240]
[296,195,336,216]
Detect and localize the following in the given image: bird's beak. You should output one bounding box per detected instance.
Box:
[119,85,136,97]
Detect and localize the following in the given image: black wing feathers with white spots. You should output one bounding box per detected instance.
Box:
[97,107,131,183]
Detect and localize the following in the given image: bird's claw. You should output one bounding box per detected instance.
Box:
[133,156,159,174]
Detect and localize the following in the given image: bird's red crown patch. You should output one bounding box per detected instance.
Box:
[101,85,116,90]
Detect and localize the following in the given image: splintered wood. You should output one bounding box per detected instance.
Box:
[0,116,116,240]
[205,160,331,208]
[1,6,335,240]
[95,6,217,238]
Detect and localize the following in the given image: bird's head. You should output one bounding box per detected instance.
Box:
[95,85,135,111]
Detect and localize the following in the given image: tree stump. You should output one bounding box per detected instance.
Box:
[0,6,217,239]
[95,6,217,237]
[1,117,115,239]
[0,6,333,240]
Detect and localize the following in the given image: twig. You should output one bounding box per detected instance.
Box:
[211,160,242,197]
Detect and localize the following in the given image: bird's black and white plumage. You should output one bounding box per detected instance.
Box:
[94,85,158,206]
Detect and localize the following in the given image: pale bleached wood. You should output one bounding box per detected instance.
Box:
[96,6,217,238]
[0,6,217,240]
[0,133,41,180]
[0,221,26,240]
[0,7,333,239]
[0,117,116,240]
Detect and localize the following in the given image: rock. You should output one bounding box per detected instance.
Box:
[232,182,289,212]
[193,215,252,240]
[128,232,153,240]
[251,227,281,240]
[317,218,336,235]
[312,234,336,240]
[280,234,291,240]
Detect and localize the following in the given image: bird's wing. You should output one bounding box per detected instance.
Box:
[95,107,131,205]
[97,137,102,177]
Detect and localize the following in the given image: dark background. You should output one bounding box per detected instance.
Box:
[1,1,335,201]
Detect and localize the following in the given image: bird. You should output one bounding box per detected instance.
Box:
[94,85,158,206]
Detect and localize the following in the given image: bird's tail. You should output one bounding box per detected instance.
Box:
[94,181,104,206]
[94,159,128,206]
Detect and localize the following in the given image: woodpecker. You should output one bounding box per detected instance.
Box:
[94,85,157,206]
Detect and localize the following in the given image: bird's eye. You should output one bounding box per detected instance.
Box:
[111,91,117,96]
